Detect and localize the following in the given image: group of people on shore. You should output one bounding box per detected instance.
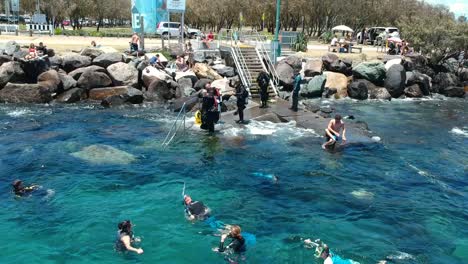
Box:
[24,42,48,60]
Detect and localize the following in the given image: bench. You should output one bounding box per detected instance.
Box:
[350,46,362,53]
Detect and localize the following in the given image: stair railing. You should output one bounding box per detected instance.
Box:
[251,30,280,96]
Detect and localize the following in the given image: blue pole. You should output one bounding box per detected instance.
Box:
[272,0,281,63]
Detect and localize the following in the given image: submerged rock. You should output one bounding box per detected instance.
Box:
[71,144,136,165]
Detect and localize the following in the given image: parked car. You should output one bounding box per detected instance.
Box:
[62,20,71,26]
[156,21,200,38]
[357,27,400,45]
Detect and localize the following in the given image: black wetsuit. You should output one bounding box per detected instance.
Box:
[235,84,248,123]
[115,231,134,252]
[257,73,270,108]
[219,235,246,253]
[200,89,220,133]
[186,201,209,219]
[291,75,302,112]
[14,186,36,196]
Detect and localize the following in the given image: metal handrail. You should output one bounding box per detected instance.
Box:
[231,46,250,90]
[251,30,280,96]
[162,102,187,147]
[236,45,253,88]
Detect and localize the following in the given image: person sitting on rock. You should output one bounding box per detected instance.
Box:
[12,180,38,197]
[149,54,164,70]
[322,114,347,149]
[176,55,188,72]
[25,43,37,60]
[36,42,48,57]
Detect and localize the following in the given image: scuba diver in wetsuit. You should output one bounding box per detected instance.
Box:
[12,180,38,197]
[183,195,211,221]
[115,220,143,254]
[232,80,249,124]
[200,83,220,133]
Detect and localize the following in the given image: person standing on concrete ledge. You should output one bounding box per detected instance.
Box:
[290,72,302,112]
[257,71,270,108]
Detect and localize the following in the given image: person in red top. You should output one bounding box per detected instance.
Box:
[24,43,37,60]
[207,31,214,41]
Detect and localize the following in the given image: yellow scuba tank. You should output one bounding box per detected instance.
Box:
[195,110,202,125]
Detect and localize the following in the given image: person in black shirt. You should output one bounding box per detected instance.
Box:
[233,80,249,124]
[256,71,270,108]
[218,225,246,254]
[36,42,48,56]
[183,195,210,220]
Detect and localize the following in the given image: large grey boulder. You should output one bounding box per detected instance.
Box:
[107,62,138,87]
[3,41,20,56]
[404,84,423,98]
[55,88,86,103]
[304,58,323,77]
[0,61,25,89]
[368,85,391,100]
[459,68,468,82]
[0,55,12,66]
[92,53,123,68]
[433,72,460,94]
[62,54,92,72]
[58,72,77,91]
[276,62,295,90]
[145,78,173,101]
[348,80,369,100]
[353,61,386,86]
[77,71,112,90]
[282,55,302,72]
[211,64,235,77]
[406,71,431,96]
[441,58,459,74]
[300,75,326,98]
[100,88,144,107]
[441,86,464,97]
[21,59,50,83]
[405,54,435,78]
[384,64,406,98]
[177,77,195,97]
[80,47,104,59]
[49,55,63,69]
[0,83,52,103]
[37,70,62,93]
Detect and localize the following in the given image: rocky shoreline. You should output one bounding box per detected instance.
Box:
[0,40,465,110]
[276,52,467,101]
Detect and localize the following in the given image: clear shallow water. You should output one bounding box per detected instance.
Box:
[0,99,467,264]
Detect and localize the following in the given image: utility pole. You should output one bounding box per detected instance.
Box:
[272,0,281,63]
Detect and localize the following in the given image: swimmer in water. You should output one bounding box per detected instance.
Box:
[252,172,279,183]
[12,180,38,197]
[183,195,211,221]
[115,220,143,254]
[304,239,360,264]
[216,225,246,254]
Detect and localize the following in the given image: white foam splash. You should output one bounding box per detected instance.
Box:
[450,127,468,138]
[6,109,33,117]
[221,120,320,139]
[371,136,381,142]
[350,189,375,200]
[386,251,414,260]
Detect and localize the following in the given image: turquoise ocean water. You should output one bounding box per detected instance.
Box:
[0,98,467,264]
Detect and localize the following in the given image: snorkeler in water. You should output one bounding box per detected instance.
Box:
[218,225,246,253]
[252,172,279,183]
[12,180,38,197]
[115,220,143,254]
[183,195,211,221]
[304,239,360,264]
